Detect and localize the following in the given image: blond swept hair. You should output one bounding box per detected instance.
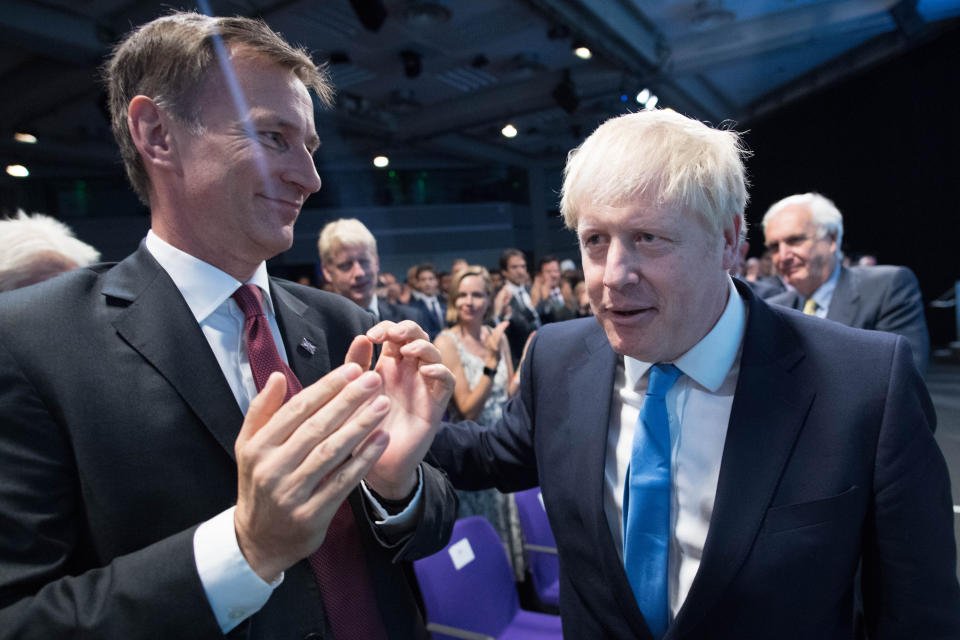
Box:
[560,109,749,238]
[447,265,494,325]
[317,218,377,264]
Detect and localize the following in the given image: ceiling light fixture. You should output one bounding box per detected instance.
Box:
[645,95,659,110]
[501,124,518,138]
[373,155,389,168]
[14,132,37,144]
[6,164,29,178]
[572,44,592,60]
[635,88,651,104]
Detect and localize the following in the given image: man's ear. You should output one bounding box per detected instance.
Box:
[720,214,743,272]
[127,95,180,172]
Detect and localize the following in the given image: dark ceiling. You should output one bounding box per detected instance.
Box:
[2,0,959,181]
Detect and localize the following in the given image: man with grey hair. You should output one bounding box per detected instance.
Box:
[318,218,425,326]
[430,109,959,638]
[0,210,100,292]
[0,11,456,639]
[762,192,929,373]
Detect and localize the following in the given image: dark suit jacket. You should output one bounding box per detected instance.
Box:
[377,297,426,326]
[536,294,576,325]
[768,265,930,373]
[431,281,959,639]
[0,245,458,639]
[502,288,539,367]
[410,297,446,340]
[744,275,785,299]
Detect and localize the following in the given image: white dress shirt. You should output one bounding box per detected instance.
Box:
[144,231,420,633]
[807,262,841,318]
[603,276,746,620]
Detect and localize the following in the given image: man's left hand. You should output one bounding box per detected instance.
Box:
[346,321,454,499]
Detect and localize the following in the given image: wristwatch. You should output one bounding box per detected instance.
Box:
[483,365,497,378]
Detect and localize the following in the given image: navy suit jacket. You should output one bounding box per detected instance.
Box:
[431,280,959,639]
[377,297,426,326]
[768,264,929,373]
[410,297,446,340]
[0,245,458,639]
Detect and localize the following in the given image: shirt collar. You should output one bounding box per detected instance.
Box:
[368,296,380,318]
[625,276,746,393]
[810,260,841,311]
[505,281,526,295]
[144,230,274,323]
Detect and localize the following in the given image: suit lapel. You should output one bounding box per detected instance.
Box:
[564,325,655,638]
[825,266,859,327]
[671,287,813,637]
[270,281,331,388]
[103,246,244,460]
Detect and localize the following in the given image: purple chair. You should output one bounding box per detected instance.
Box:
[513,488,560,609]
[413,516,562,640]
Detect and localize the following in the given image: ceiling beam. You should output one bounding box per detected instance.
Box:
[668,0,899,74]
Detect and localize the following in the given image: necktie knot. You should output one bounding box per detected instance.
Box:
[232,284,265,319]
[647,363,682,399]
[802,297,818,315]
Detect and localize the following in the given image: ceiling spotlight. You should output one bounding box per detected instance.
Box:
[636,88,651,104]
[572,44,592,60]
[14,132,37,144]
[645,95,659,110]
[501,124,518,138]
[373,155,389,168]
[400,50,422,78]
[6,164,29,178]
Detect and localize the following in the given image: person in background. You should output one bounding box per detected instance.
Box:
[410,263,447,340]
[533,255,576,324]
[0,210,100,292]
[762,192,929,373]
[493,248,540,367]
[318,218,424,326]
[433,265,524,578]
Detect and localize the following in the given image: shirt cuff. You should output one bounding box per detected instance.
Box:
[361,465,423,525]
[193,507,283,633]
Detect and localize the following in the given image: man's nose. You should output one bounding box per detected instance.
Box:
[282,147,322,195]
[601,240,640,289]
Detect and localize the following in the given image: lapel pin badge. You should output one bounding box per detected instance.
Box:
[299,337,317,355]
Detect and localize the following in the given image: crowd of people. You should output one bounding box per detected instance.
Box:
[0,10,957,640]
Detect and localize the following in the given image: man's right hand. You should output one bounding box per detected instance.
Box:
[232,365,391,582]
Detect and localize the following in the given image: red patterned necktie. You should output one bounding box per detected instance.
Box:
[232,284,388,640]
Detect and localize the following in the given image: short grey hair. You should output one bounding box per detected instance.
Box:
[762,192,844,258]
[0,211,100,292]
[560,109,749,238]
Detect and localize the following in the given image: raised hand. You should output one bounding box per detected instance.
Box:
[353,321,454,499]
[233,367,390,581]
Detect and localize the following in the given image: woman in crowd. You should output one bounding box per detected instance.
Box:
[434,265,524,577]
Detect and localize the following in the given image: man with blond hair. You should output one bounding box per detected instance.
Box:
[0,12,456,639]
[0,210,100,292]
[319,218,424,326]
[431,109,959,638]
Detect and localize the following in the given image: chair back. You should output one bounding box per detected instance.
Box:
[413,515,519,638]
[513,487,560,598]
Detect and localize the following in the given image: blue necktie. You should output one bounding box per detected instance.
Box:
[623,363,682,638]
